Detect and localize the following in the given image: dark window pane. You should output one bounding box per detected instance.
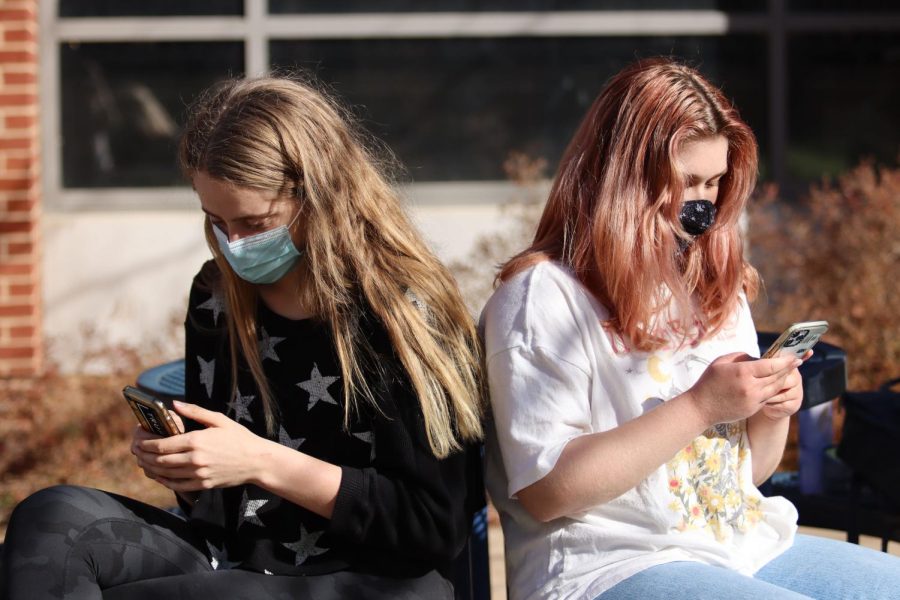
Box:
[59,0,242,17]
[788,0,899,11]
[271,36,767,182]
[61,42,244,188]
[787,33,900,185]
[271,1,761,13]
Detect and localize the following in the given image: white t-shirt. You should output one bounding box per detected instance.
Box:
[482,261,797,600]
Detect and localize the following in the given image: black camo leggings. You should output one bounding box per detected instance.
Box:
[0,485,451,600]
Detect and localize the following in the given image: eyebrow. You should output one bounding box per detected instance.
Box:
[201,208,279,222]
[685,169,728,185]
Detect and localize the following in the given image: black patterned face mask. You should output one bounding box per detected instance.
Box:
[677,199,717,252]
[679,199,717,236]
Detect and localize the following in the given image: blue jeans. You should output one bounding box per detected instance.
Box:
[597,534,900,600]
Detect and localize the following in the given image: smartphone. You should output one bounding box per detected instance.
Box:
[122,386,182,436]
[762,321,829,359]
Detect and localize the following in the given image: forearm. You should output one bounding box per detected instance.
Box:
[251,439,343,519]
[746,412,790,485]
[518,392,710,522]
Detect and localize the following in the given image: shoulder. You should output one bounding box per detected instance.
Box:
[480,261,602,364]
[187,260,226,330]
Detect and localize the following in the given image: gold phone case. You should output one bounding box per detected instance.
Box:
[122,386,181,436]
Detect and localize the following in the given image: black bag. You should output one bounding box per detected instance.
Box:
[837,378,900,508]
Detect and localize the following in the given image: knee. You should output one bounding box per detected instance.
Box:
[7,485,103,536]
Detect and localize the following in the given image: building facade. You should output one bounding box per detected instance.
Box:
[1,0,898,374]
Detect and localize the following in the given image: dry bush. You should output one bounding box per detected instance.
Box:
[748,160,900,391]
[0,314,184,537]
[449,152,549,314]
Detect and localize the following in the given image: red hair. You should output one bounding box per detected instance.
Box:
[500,58,760,351]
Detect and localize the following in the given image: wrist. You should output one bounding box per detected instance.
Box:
[676,388,714,431]
[247,437,278,488]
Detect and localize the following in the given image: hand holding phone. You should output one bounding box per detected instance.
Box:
[122,386,182,436]
[762,320,829,359]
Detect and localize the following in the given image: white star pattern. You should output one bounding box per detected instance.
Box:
[353,431,376,461]
[227,388,255,424]
[258,327,285,363]
[278,426,306,450]
[197,356,215,398]
[197,289,225,324]
[297,364,339,410]
[205,540,237,570]
[238,490,268,528]
[282,524,328,566]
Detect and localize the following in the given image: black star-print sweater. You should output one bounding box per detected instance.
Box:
[181,261,482,580]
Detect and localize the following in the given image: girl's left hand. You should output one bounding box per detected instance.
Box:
[133,401,266,492]
[758,350,813,420]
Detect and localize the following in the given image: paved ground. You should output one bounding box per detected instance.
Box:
[486,517,900,600]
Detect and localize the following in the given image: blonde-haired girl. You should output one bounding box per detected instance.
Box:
[3,76,484,599]
[482,58,900,600]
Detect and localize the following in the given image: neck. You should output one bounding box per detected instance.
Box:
[256,264,314,321]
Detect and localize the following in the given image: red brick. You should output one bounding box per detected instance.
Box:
[0,94,36,107]
[9,283,34,295]
[0,178,29,191]
[2,72,36,87]
[7,242,33,255]
[9,325,35,338]
[4,114,34,128]
[0,9,35,21]
[4,29,35,43]
[0,304,32,317]
[0,51,36,63]
[0,138,31,150]
[5,198,35,212]
[0,222,31,234]
[6,156,31,170]
[0,346,34,359]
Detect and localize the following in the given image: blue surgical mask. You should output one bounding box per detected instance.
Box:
[212,211,303,284]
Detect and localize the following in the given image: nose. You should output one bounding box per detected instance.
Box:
[684,185,717,204]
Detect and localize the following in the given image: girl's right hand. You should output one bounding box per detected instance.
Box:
[684,352,802,427]
[129,410,186,481]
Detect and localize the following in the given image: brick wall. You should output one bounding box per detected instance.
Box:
[0,0,41,377]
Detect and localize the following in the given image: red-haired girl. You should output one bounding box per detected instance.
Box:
[482,58,900,600]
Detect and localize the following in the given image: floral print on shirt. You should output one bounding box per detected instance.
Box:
[666,421,765,542]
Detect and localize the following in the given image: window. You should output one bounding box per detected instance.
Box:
[59,1,242,17]
[61,42,244,188]
[43,0,900,207]
[272,35,766,182]
[787,33,900,184]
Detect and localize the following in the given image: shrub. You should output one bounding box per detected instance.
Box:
[748,160,900,391]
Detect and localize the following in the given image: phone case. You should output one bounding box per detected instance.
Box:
[762,320,829,359]
[122,386,181,436]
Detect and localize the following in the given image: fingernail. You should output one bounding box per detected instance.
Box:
[173,400,184,407]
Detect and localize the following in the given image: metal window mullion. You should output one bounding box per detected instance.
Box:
[40,0,63,205]
[262,11,771,39]
[245,0,268,77]
[55,17,248,42]
[768,0,787,189]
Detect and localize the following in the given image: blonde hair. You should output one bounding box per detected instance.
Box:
[501,58,760,351]
[179,76,484,457]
